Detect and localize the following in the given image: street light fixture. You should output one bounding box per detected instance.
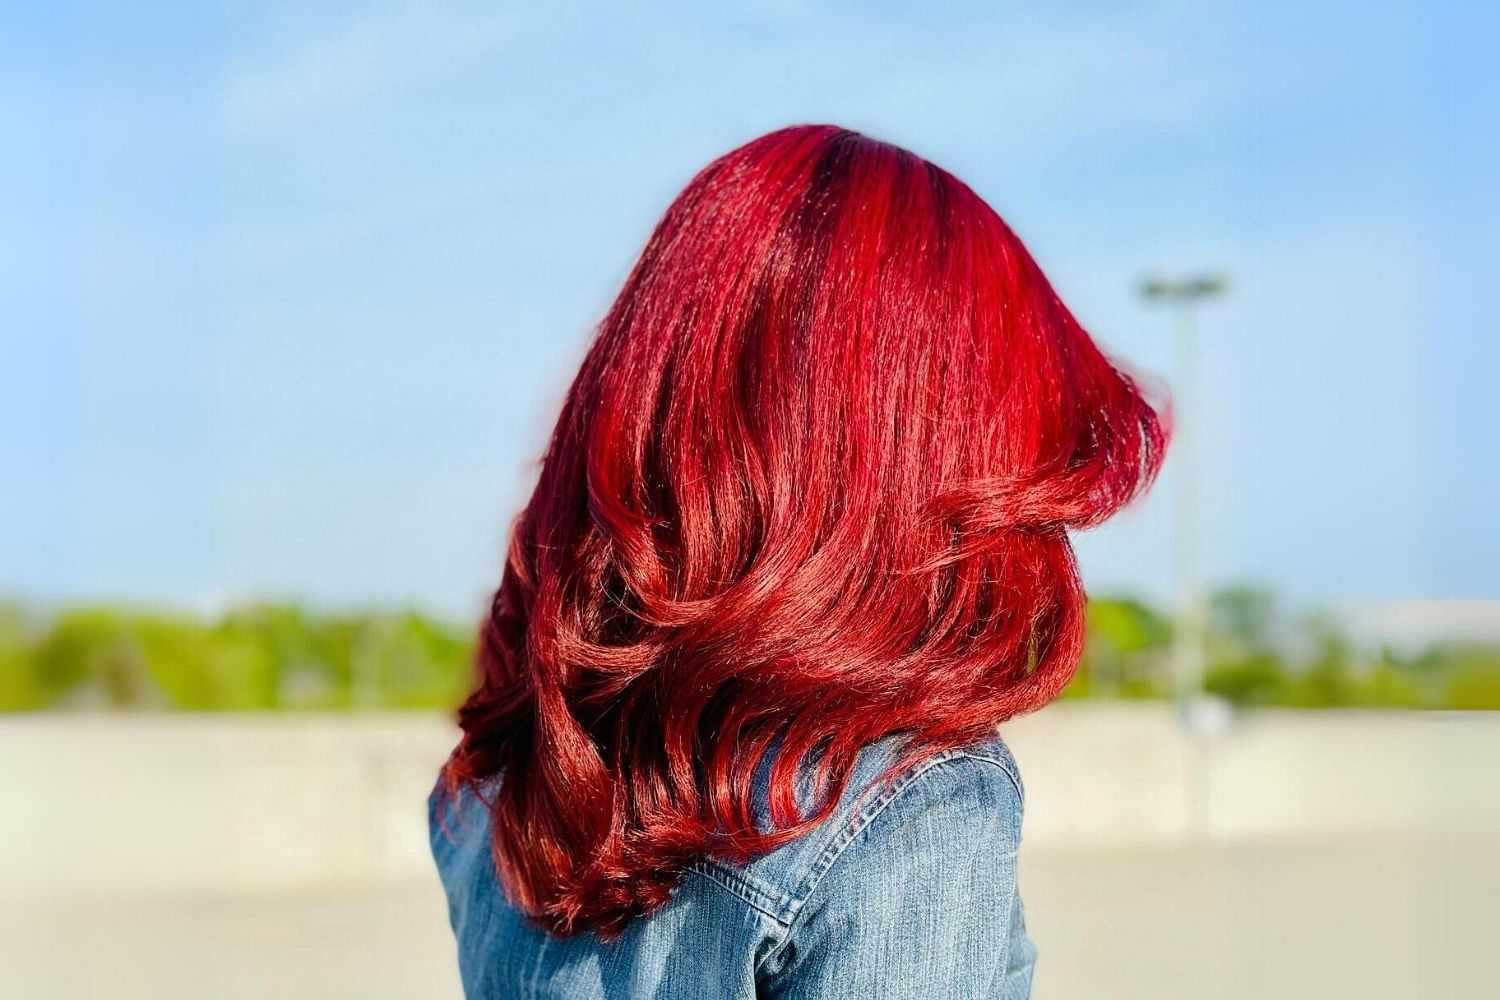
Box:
[1140,275,1228,302]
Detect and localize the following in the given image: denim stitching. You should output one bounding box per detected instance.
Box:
[685,861,788,925]
[785,747,971,918]
[753,744,1023,974]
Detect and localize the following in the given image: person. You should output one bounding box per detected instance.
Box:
[430,124,1166,998]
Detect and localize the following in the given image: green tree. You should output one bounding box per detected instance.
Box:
[1204,654,1288,707]
[33,608,162,708]
[1210,585,1278,655]
[1440,645,1500,710]
[1073,598,1172,699]
[136,613,279,710]
[0,603,45,710]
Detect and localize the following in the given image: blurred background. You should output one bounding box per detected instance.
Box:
[2,2,1497,998]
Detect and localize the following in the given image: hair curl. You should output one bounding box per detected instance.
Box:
[442,125,1166,937]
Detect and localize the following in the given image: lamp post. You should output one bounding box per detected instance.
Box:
[1139,274,1226,712]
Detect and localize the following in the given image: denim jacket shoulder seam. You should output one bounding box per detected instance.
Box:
[688,744,1018,930]
[686,858,793,926]
[752,748,1004,975]
[792,749,1015,911]
[956,742,1026,805]
[752,746,991,975]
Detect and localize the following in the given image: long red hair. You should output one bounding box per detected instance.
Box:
[443,125,1166,936]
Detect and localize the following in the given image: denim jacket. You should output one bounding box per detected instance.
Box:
[429,732,1035,999]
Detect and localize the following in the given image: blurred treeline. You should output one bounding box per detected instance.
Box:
[1069,587,1500,710]
[2,588,1498,711]
[0,603,472,712]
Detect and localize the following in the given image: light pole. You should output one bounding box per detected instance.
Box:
[1139,274,1226,712]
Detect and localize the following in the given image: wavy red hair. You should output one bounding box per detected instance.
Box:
[443,125,1166,937]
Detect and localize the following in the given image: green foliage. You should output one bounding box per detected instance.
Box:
[32,608,159,708]
[0,602,475,712]
[1445,670,1500,710]
[1072,598,1172,700]
[346,612,473,709]
[1064,586,1500,712]
[1438,646,1500,710]
[0,604,46,710]
[136,613,279,711]
[1210,585,1278,655]
[1,590,1496,712]
[1204,654,1286,707]
[1356,663,1427,709]
[1285,659,1359,708]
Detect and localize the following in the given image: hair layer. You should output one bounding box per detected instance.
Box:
[444,125,1166,937]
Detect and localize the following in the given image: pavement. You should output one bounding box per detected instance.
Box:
[4,834,1492,999]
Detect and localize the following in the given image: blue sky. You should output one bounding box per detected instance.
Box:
[2,1,1496,619]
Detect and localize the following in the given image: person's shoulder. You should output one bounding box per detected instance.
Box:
[835,730,1026,844]
[829,730,1027,868]
[687,730,1025,926]
[936,731,1026,807]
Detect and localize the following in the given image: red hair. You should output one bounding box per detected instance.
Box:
[444,125,1166,936]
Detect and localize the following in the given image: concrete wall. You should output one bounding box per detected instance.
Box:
[0,716,452,894]
[1,707,1495,894]
[1003,706,1500,844]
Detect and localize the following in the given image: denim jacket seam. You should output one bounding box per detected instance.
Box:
[958,742,1026,806]
[753,746,996,973]
[686,859,792,926]
[687,743,1020,930]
